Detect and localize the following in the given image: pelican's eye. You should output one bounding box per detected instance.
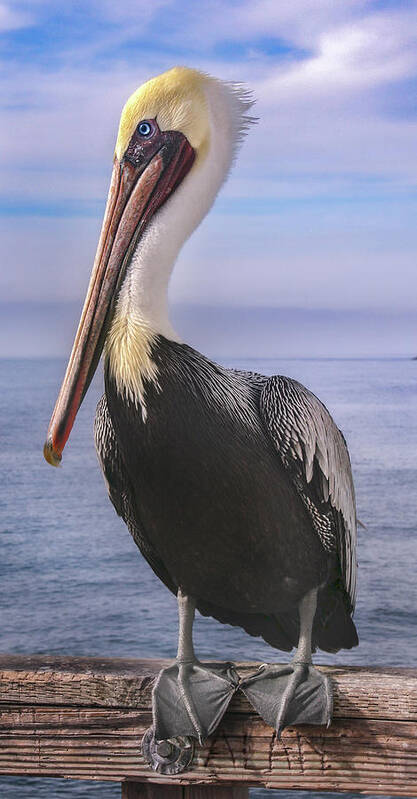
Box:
[137,120,154,137]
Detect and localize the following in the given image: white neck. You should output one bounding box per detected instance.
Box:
[105,76,253,406]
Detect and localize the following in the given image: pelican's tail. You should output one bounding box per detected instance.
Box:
[313,582,359,653]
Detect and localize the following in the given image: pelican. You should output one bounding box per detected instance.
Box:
[44,66,358,768]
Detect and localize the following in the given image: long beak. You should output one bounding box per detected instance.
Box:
[44,130,194,466]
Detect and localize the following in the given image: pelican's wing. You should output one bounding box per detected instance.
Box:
[94,394,176,594]
[260,375,357,608]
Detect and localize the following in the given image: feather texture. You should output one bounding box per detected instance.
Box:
[96,337,358,653]
[259,375,357,608]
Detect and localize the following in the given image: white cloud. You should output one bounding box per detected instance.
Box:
[92,0,172,24]
[1,0,417,314]
[257,9,417,101]
[0,2,32,31]
[171,203,417,312]
[168,0,366,50]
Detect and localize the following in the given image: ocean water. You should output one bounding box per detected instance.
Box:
[0,356,416,799]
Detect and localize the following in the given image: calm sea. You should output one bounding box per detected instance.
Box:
[0,356,416,799]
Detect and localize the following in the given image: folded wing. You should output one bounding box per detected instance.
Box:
[260,376,357,609]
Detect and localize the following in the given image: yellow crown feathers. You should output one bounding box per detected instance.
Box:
[115,66,210,161]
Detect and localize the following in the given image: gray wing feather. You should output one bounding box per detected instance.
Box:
[260,376,357,607]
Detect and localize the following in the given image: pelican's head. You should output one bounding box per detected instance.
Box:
[115,66,210,164]
[44,66,254,467]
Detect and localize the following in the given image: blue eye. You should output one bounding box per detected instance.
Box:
[138,121,153,137]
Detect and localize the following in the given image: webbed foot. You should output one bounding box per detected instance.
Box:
[152,660,239,745]
[240,661,332,736]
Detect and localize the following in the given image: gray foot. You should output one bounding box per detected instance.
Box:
[152,660,239,745]
[240,662,332,736]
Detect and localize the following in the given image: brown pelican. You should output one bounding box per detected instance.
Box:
[44,66,358,771]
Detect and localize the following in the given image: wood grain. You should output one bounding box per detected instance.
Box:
[0,655,416,795]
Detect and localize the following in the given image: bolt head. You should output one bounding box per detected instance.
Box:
[156,740,173,758]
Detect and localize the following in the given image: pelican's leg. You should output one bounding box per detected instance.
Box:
[240,588,332,736]
[151,588,239,745]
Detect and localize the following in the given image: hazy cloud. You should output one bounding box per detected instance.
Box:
[1,0,417,334]
[0,2,32,31]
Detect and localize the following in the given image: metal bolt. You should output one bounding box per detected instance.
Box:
[156,740,173,758]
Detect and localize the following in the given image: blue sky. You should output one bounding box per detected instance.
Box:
[1,0,417,355]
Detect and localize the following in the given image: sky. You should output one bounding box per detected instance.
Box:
[1,0,417,356]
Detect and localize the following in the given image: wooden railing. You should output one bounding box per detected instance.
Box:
[0,655,416,797]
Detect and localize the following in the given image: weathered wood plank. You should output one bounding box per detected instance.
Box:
[1,655,416,721]
[0,655,158,710]
[0,656,417,794]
